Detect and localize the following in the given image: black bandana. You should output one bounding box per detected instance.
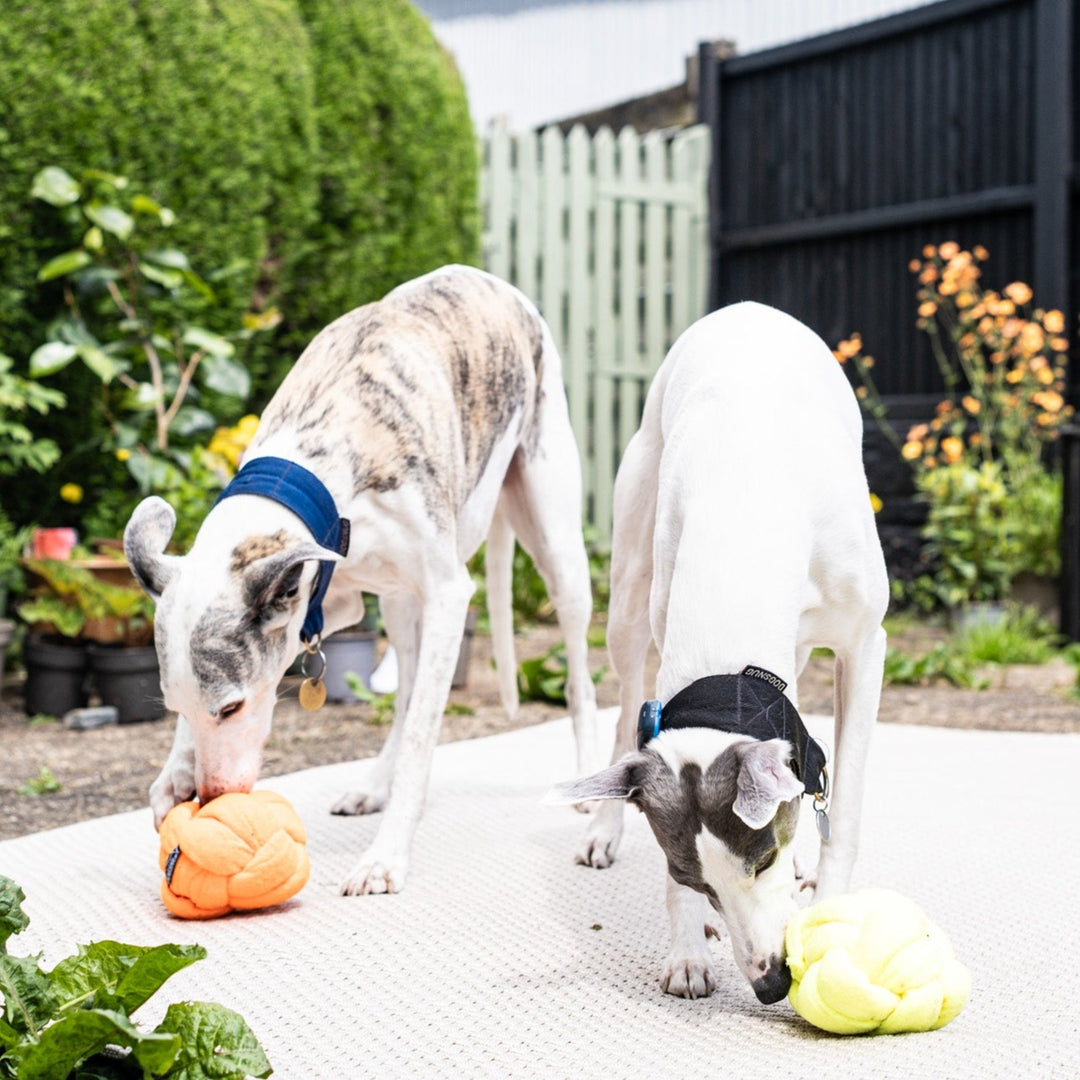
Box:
[637,666,827,797]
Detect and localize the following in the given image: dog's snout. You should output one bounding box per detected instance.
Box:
[751,958,792,1005]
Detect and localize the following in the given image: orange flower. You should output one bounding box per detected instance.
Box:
[908,258,922,273]
[1051,336,1069,352]
[961,395,980,415]
[918,300,937,318]
[901,440,923,461]
[1043,309,1065,334]
[1017,322,1045,355]
[939,241,960,260]
[922,244,937,258]
[919,265,939,285]
[1004,281,1033,306]
[907,423,929,441]
[941,436,964,463]
[973,245,989,260]
[1032,391,1064,413]
[1037,367,1055,385]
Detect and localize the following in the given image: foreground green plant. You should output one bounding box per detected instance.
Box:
[952,604,1062,666]
[0,875,271,1079]
[882,643,982,689]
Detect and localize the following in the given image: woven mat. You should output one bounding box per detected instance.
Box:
[1,710,1077,1079]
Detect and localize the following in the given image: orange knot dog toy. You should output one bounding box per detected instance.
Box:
[158,791,309,919]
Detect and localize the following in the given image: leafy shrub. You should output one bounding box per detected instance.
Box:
[953,604,1061,666]
[287,0,479,350]
[882,643,981,688]
[837,243,1071,609]
[0,874,271,1079]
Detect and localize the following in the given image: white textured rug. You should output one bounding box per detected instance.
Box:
[1,710,1077,1080]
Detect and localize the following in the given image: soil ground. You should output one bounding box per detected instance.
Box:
[1,618,1077,841]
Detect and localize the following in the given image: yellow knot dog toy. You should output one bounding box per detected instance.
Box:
[786,888,970,1035]
[158,791,309,919]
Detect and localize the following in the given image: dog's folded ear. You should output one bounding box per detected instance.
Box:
[243,543,342,624]
[125,496,181,600]
[732,739,804,830]
[543,755,645,805]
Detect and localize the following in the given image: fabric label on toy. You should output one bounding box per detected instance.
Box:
[164,845,182,885]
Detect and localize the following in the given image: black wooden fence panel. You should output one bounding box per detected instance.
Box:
[698,0,1079,633]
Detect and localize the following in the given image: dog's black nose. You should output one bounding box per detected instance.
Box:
[752,960,792,1005]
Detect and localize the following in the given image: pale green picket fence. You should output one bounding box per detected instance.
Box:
[481,123,711,538]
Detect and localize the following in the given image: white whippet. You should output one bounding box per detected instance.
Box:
[551,302,888,1003]
[125,265,599,896]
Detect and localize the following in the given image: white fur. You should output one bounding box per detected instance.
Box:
[579,301,888,998]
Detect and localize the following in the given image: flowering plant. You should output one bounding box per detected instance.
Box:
[836,243,1072,609]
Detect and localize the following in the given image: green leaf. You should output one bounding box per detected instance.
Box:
[0,876,30,948]
[200,353,250,399]
[139,261,184,290]
[131,194,173,222]
[77,344,124,384]
[143,248,191,271]
[50,941,205,1017]
[170,406,218,437]
[155,1001,272,1080]
[10,1008,180,1080]
[37,249,92,282]
[183,327,235,360]
[28,341,78,377]
[0,953,54,1038]
[31,166,80,206]
[84,202,135,241]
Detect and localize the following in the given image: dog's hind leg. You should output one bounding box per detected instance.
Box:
[486,506,519,720]
[813,624,886,898]
[577,428,658,868]
[500,403,599,778]
[331,592,420,817]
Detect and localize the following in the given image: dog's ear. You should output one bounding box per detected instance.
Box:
[243,543,342,626]
[732,739,804,830]
[124,496,181,600]
[543,754,647,805]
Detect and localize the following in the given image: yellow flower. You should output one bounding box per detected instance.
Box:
[1043,309,1065,334]
[961,396,980,415]
[1032,391,1064,413]
[1004,281,1033,306]
[1037,367,1055,385]
[941,436,964,464]
[901,440,923,461]
[869,493,883,513]
[60,483,83,504]
[1051,336,1069,352]
[115,448,131,462]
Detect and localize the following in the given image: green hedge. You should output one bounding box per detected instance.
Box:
[289,0,480,342]
[0,0,479,532]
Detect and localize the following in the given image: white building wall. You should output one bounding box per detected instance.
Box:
[415,0,939,131]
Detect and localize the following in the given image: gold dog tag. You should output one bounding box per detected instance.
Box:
[299,677,327,711]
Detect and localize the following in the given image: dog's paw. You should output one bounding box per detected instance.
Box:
[339,852,409,896]
[331,787,389,816]
[660,955,717,999]
[574,802,624,867]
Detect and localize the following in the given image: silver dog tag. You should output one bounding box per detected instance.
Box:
[815,807,831,842]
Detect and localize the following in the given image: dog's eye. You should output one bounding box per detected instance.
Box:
[218,699,245,720]
[752,849,778,877]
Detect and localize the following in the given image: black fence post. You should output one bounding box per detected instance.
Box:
[696,40,724,314]
[1062,425,1080,640]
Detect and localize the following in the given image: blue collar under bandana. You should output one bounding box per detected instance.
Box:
[215,455,350,644]
[637,666,828,799]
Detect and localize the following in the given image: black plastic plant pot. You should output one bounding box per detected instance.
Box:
[23,634,90,717]
[88,644,164,723]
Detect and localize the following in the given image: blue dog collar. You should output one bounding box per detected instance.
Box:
[215,455,350,644]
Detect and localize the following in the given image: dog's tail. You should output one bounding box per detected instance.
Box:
[486,508,519,719]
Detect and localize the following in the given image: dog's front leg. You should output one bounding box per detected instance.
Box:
[813,625,887,898]
[339,574,473,895]
[660,876,718,998]
[150,714,197,828]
